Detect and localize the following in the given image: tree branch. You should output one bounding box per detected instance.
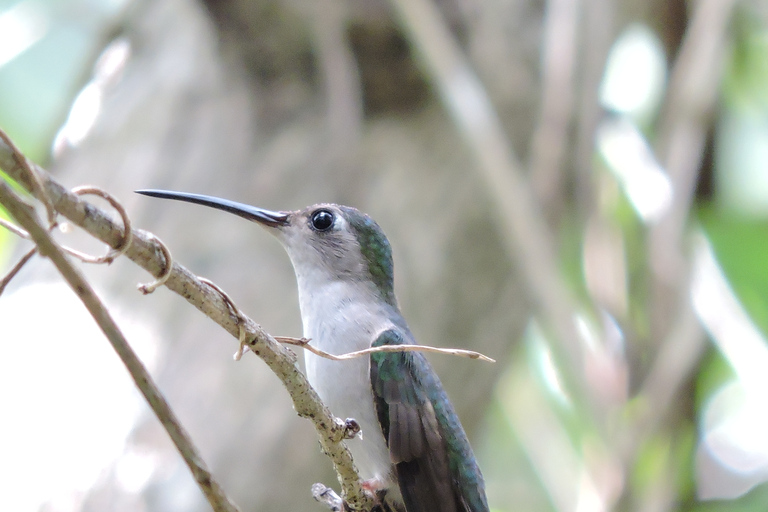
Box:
[642,0,737,434]
[0,132,374,511]
[649,0,737,296]
[0,179,240,512]
[529,0,578,211]
[388,0,592,412]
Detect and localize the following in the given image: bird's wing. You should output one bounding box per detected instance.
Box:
[369,328,488,512]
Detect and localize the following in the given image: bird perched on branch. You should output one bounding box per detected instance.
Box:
[137,189,489,512]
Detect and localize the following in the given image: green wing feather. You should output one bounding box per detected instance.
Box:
[370,329,489,512]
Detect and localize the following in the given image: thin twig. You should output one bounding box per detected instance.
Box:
[529,0,578,210]
[275,336,496,363]
[0,130,374,510]
[649,0,738,287]
[308,0,363,158]
[0,179,241,512]
[573,0,615,216]
[631,291,703,450]
[0,247,36,295]
[136,232,173,294]
[198,277,255,362]
[0,188,134,266]
[0,217,29,238]
[71,186,133,264]
[642,0,738,438]
[0,129,55,225]
[388,0,590,409]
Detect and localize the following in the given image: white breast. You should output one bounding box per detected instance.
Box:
[299,280,394,482]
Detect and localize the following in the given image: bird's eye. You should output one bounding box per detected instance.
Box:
[310,209,334,231]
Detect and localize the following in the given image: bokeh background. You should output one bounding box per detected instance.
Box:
[1,0,768,511]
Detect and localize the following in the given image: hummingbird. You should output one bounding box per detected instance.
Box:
[136,189,489,512]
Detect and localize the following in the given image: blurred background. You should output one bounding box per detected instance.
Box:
[1,0,768,511]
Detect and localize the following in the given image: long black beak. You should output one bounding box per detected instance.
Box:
[136,189,289,227]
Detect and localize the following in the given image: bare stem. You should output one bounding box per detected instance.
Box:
[0,179,241,512]
[0,247,36,295]
[0,131,374,510]
[388,0,591,411]
[275,336,496,363]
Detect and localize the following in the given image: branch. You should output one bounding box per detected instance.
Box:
[275,336,496,363]
[0,246,36,294]
[0,132,374,511]
[629,0,737,470]
[529,0,578,210]
[388,0,591,411]
[0,180,240,512]
[649,0,738,287]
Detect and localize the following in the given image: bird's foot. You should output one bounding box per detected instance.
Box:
[311,483,343,511]
[361,477,389,503]
[343,418,362,439]
[360,480,403,512]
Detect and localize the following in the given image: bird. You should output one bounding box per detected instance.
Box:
[136,189,489,512]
